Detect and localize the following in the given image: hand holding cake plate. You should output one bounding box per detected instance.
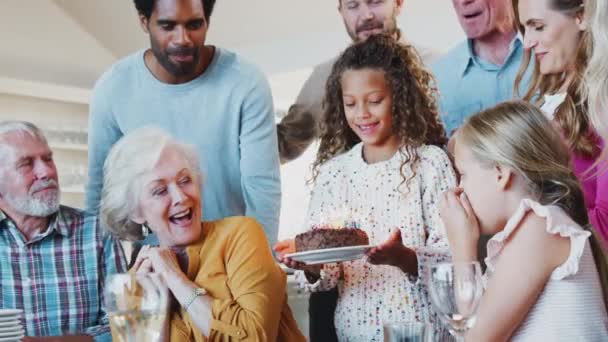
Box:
[285,245,374,265]
[283,224,374,266]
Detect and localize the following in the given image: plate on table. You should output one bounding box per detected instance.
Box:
[0,334,24,342]
[0,317,19,324]
[0,320,20,328]
[0,326,22,334]
[0,310,21,318]
[0,328,24,338]
[285,245,374,265]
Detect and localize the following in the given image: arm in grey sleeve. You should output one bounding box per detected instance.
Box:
[276,63,329,163]
[277,104,316,163]
[239,74,282,247]
[85,82,122,213]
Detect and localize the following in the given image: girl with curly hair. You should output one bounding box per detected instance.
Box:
[281,34,456,341]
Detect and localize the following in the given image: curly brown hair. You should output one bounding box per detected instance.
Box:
[312,34,447,189]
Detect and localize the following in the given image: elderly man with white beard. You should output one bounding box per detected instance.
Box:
[0,121,126,342]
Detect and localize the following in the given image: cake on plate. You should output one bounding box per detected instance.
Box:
[295,225,369,252]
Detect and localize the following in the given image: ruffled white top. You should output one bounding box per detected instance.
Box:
[484,199,608,341]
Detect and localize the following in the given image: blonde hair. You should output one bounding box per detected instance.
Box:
[514,0,596,157]
[582,0,608,160]
[99,126,202,241]
[459,101,608,312]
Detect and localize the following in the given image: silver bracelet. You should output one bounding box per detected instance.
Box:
[183,287,207,311]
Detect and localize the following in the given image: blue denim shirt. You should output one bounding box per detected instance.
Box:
[432,36,532,135]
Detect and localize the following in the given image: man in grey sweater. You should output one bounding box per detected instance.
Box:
[276,0,437,163]
[87,0,281,246]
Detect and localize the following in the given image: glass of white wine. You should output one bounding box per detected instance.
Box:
[105,273,169,342]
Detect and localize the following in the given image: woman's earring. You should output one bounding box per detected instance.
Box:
[142,223,150,237]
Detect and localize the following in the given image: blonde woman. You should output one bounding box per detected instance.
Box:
[514,0,608,242]
[442,101,608,341]
[99,127,305,342]
[583,0,608,156]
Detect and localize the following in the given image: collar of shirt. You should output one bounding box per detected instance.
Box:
[459,34,524,76]
[0,207,74,245]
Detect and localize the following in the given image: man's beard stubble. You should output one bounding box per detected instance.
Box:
[150,38,201,77]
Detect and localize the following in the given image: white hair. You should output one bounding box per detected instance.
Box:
[583,0,608,158]
[0,121,59,216]
[0,121,48,169]
[0,120,47,140]
[99,126,203,241]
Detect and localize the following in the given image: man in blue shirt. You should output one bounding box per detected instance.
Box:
[276,0,438,163]
[86,0,281,246]
[432,0,531,135]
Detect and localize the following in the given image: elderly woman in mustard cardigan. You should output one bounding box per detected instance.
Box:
[99,126,304,342]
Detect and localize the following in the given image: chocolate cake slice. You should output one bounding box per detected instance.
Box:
[295,228,369,252]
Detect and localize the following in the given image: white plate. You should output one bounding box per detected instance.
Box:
[0,328,23,338]
[0,316,21,323]
[285,245,374,265]
[0,326,21,333]
[0,310,21,318]
[0,317,19,324]
[0,321,19,328]
[0,334,24,342]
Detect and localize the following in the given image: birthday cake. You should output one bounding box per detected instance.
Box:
[295,223,369,252]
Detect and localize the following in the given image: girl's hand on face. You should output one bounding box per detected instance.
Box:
[366,229,418,274]
[440,187,480,262]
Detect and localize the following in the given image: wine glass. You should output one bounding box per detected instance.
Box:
[428,261,484,342]
[105,273,169,342]
[383,321,432,342]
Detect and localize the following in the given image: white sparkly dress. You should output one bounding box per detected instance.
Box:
[296,143,456,341]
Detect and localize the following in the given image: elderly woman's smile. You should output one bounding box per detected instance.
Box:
[169,208,193,225]
[135,143,203,247]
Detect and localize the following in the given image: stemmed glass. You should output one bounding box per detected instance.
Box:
[428,261,484,342]
[383,321,433,342]
[105,273,169,342]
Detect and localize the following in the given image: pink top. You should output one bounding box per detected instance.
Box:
[541,96,608,243]
[571,134,608,243]
[485,199,608,341]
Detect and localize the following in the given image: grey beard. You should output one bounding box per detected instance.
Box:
[3,188,60,217]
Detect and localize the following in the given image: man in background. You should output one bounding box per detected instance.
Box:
[276,0,437,163]
[432,0,530,135]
